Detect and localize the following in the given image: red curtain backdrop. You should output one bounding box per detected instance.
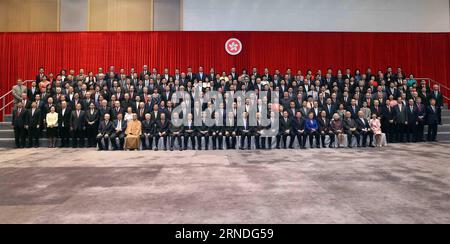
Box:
[0,31,449,117]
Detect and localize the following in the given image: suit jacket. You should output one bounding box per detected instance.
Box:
[141,119,155,134]
[98,120,114,136]
[292,117,306,132]
[58,108,72,128]
[156,120,170,134]
[406,106,418,124]
[12,85,27,104]
[343,118,357,132]
[305,118,318,132]
[26,108,41,128]
[12,108,27,128]
[347,105,360,119]
[425,106,439,125]
[430,91,444,107]
[355,117,370,131]
[113,119,127,135]
[85,110,99,125]
[394,104,407,124]
[318,117,331,132]
[71,110,86,130]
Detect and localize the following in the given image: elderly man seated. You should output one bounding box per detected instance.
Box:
[124,113,142,150]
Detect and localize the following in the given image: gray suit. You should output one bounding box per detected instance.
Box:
[12,85,27,105]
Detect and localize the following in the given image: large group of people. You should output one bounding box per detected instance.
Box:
[10,65,444,150]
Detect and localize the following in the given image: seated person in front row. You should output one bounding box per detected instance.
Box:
[196,112,211,150]
[224,112,237,149]
[211,111,224,150]
[343,111,360,148]
[141,113,155,150]
[124,113,142,150]
[111,113,127,150]
[277,111,293,149]
[238,112,253,150]
[292,111,306,149]
[356,111,374,147]
[305,112,320,149]
[170,112,184,151]
[183,113,196,150]
[318,110,334,148]
[97,113,114,151]
[154,113,169,151]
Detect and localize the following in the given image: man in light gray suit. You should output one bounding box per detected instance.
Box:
[12,79,27,106]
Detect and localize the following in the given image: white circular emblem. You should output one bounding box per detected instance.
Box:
[225,38,242,56]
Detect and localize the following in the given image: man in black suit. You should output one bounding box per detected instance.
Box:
[85,103,99,147]
[183,113,196,150]
[96,114,114,151]
[292,111,306,149]
[154,113,170,151]
[111,113,127,150]
[211,112,224,150]
[356,111,373,147]
[406,99,418,143]
[26,102,41,148]
[343,111,360,148]
[224,112,237,150]
[98,100,111,121]
[196,112,211,150]
[11,102,27,148]
[318,111,334,148]
[381,100,395,143]
[169,112,184,151]
[426,98,439,142]
[71,103,86,148]
[141,113,155,150]
[347,99,360,119]
[238,112,252,150]
[277,111,293,149]
[58,101,72,147]
[394,97,407,143]
[429,85,444,124]
[415,97,426,142]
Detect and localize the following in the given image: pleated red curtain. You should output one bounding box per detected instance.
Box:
[0,31,449,116]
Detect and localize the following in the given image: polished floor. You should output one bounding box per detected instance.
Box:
[0,142,449,224]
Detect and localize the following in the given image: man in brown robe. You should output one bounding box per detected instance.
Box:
[125,113,142,150]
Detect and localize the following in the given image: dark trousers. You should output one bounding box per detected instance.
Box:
[225,134,236,149]
[406,123,417,142]
[72,128,85,147]
[14,127,27,148]
[395,123,407,143]
[212,132,223,149]
[170,134,182,149]
[110,132,124,150]
[86,125,97,147]
[96,134,110,150]
[60,127,71,147]
[321,131,335,147]
[197,134,210,150]
[28,126,40,147]
[141,134,154,149]
[294,132,306,148]
[427,123,438,141]
[155,135,168,149]
[346,130,360,147]
[416,120,425,142]
[261,137,272,149]
[307,131,320,148]
[276,133,292,149]
[359,131,373,146]
[384,122,395,143]
[184,133,196,149]
[239,133,252,149]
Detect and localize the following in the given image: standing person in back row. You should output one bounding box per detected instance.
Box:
[71,103,86,148]
[12,79,27,106]
[26,101,41,148]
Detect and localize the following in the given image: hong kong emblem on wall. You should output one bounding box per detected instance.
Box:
[225,38,242,56]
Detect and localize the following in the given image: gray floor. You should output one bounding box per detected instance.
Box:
[0,143,449,224]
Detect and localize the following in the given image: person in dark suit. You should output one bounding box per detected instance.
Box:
[169,112,184,151]
[429,85,444,124]
[98,100,111,121]
[11,102,27,148]
[356,111,373,147]
[58,101,72,147]
[381,100,395,143]
[196,112,212,150]
[406,99,418,143]
[305,112,320,148]
[347,99,360,119]
[211,112,224,150]
[277,111,293,149]
[183,113,196,150]
[318,110,334,148]
[394,98,407,143]
[224,112,237,150]
[111,113,127,150]
[85,103,99,147]
[71,103,86,148]
[238,112,253,150]
[292,111,306,149]
[154,113,170,151]
[426,98,439,142]
[343,111,360,148]
[415,97,426,142]
[141,113,155,150]
[96,114,114,151]
[26,102,41,148]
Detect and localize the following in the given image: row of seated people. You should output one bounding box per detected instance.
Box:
[12,96,441,150]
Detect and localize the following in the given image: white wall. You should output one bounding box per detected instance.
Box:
[183,0,450,32]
